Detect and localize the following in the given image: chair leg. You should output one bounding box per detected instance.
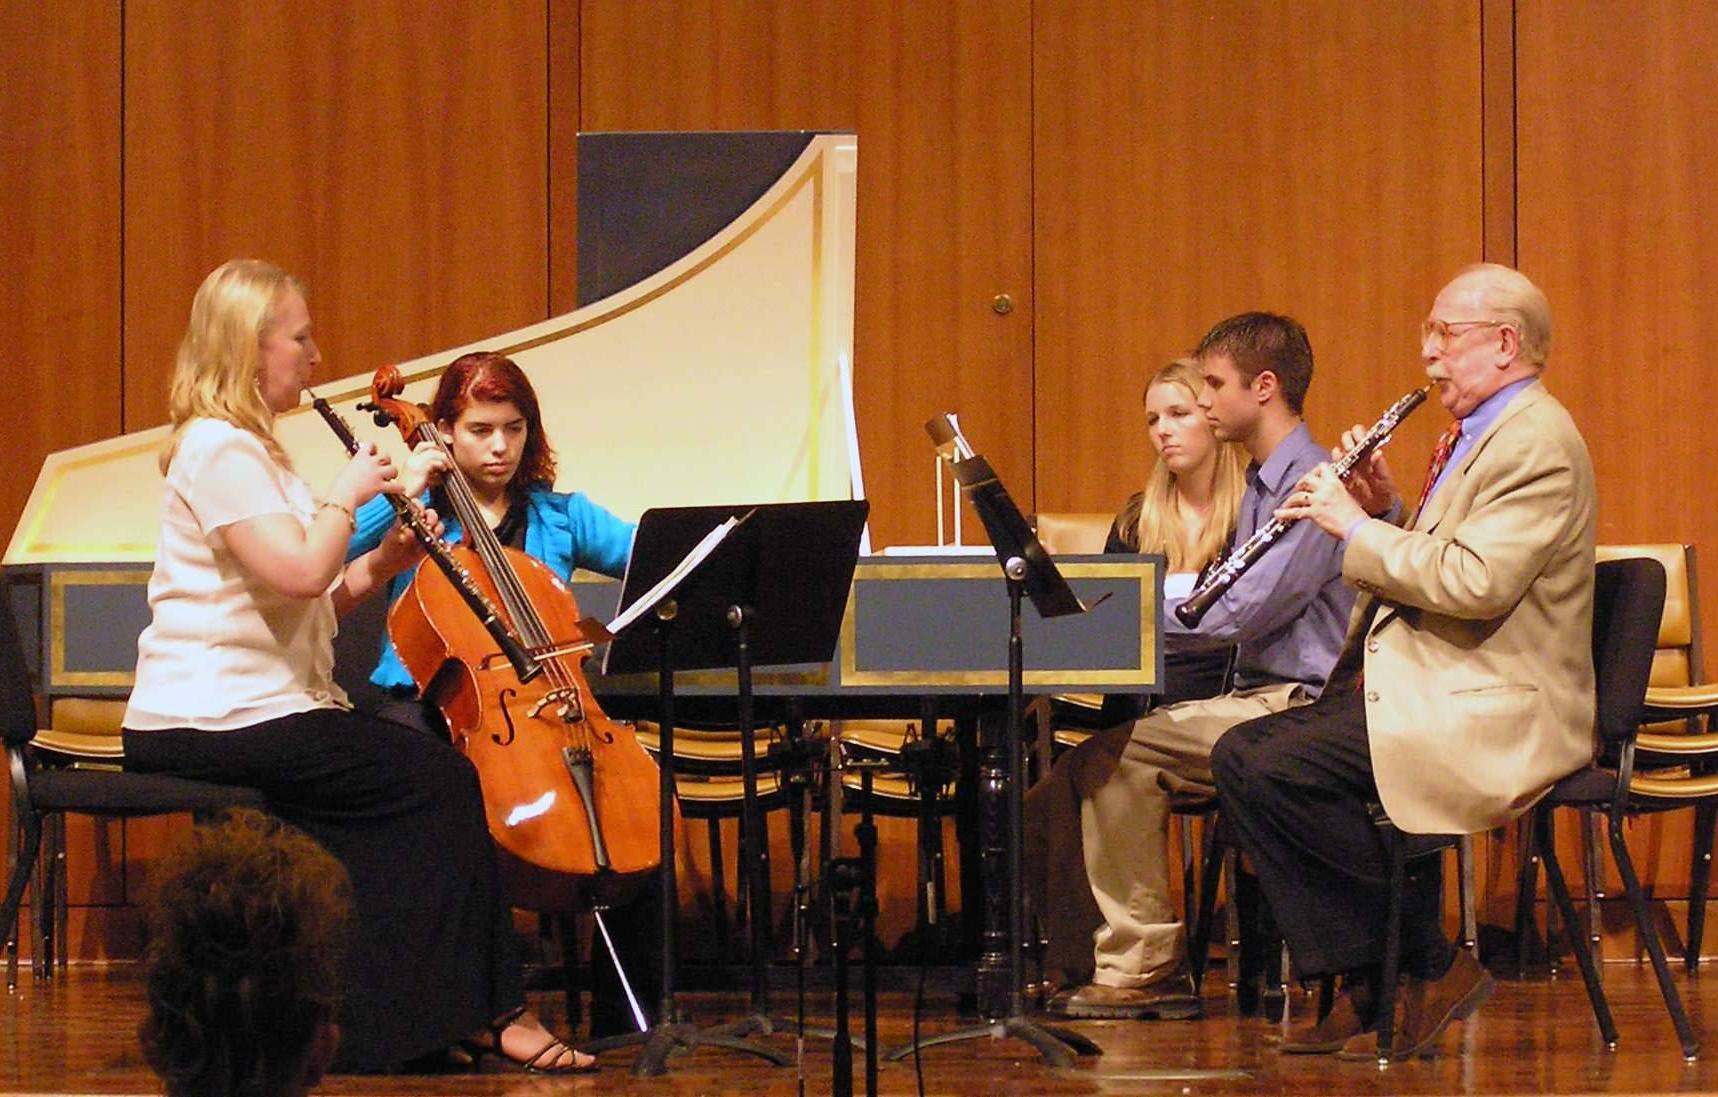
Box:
[1514,809,1543,974]
[1230,860,1278,1017]
[1687,800,1716,971]
[1257,899,1286,1022]
[52,812,69,974]
[556,913,583,1032]
[1457,835,1478,955]
[1179,813,1197,933]
[1536,809,1618,1047]
[1375,825,1407,1063]
[1607,812,1700,1059]
[4,793,18,987]
[1225,848,1246,999]
[1580,811,1606,969]
[1187,819,1227,991]
[31,814,50,983]
[3,809,42,992]
[706,817,732,963]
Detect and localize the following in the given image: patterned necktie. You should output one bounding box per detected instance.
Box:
[1414,420,1463,516]
[1350,420,1463,693]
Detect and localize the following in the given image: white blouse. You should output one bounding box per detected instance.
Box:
[124,418,348,731]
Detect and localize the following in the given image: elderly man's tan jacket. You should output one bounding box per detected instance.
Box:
[1340,379,1597,834]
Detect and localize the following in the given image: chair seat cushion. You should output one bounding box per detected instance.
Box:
[28,768,265,815]
[1544,765,1617,805]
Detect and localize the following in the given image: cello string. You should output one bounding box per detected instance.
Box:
[419,423,591,748]
[423,424,555,655]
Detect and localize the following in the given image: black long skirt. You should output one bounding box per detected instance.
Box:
[125,709,523,1072]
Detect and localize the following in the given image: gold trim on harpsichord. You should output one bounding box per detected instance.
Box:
[49,569,151,688]
[837,559,1159,689]
[10,429,169,563]
[374,155,828,391]
[594,664,833,695]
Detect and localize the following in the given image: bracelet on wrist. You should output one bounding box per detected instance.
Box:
[319,500,357,532]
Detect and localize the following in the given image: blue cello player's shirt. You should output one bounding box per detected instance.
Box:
[346,485,636,691]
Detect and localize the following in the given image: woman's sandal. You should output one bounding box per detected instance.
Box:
[462,1006,598,1075]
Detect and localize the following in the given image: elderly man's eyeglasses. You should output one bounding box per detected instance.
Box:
[1420,318,1506,347]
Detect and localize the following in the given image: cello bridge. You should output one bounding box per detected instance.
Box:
[527,686,584,723]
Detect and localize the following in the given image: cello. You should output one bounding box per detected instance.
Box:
[360,365,665,910]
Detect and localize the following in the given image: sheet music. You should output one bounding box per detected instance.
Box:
[605,513,746,637]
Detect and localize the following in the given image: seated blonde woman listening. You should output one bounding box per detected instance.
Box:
[1027,356,1247,990]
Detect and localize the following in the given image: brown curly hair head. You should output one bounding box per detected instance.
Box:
[428,351,558,502]
[140,809,351,1097]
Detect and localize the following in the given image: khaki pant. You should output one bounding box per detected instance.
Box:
[1074,683,1305,988]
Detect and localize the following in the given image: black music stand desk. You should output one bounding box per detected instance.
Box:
[591,499,868,1076]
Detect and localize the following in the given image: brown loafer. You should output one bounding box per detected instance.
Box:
[1054,970,1202,1020]
[1337,951,1494,1061]
[1279,990,1371,1054]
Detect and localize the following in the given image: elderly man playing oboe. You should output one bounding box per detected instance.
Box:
[1212,263,1597,1061]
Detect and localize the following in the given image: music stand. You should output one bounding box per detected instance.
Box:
[589,499,868,1076]
[887,417,1103,1067]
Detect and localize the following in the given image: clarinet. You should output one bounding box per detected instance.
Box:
[307,389,542,682]
[1174,384,1433,627]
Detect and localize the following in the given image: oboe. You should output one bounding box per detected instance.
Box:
[306,387,542,682]
[1174,384,1433,627]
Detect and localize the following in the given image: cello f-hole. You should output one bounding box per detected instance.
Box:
[494,687,519,746]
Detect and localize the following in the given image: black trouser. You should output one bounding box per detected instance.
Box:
[1210,688,1449,980]
[126,710,522,1071]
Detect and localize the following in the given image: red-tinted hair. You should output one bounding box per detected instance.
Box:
[429,351,558,500]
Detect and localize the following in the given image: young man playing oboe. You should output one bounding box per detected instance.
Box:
[1030,311,1357,1019]
[1212,264,1595,1059]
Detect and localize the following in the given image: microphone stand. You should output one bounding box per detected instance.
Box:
[828,758,884,1097]
[889,416,1103,1067]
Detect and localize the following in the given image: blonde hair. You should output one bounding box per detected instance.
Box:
[160,259,304,473]
[1115,358,1248,572]
[1457,262,1553,368]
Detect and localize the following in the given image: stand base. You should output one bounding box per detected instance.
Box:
[884,1014,1102,1067]
[585,1019,792,1077]
[709,1011,866,1050]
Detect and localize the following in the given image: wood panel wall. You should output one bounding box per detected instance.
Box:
[0,3,122,550]
[3,0,1714,964]
[1513,0,1718,917]
[0,2,126,955]
[120,0,551,429]
[1034,0,1482,515]
[1517,0,1717,593]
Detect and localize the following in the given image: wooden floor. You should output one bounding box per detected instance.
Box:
[2,961,1714,1096]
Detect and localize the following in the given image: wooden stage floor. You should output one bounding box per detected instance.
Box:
[2,962,1713,1095]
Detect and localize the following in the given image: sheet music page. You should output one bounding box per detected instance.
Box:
[605,515,744,637]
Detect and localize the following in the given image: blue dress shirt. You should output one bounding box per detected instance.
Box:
[1159,423,1356,696]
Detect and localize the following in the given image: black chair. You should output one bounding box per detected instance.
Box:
[1,589,264,988]
[1522,554,1704,1059]
[1598,543,1718,969]
[1375,557,1675,1060]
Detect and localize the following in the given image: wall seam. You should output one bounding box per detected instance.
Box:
[1026,0,1037,514]
[118,0,127,431]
